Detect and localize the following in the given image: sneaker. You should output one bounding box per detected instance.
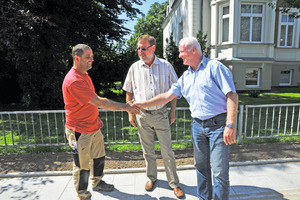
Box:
[93,180,114,192]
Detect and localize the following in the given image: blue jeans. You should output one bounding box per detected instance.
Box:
[192,113,230,200]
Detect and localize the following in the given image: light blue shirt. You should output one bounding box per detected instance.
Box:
[169,56,236,120]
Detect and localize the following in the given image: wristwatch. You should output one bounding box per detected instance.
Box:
[226,124,234,129]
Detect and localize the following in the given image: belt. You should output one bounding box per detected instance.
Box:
[193,112,227,123]
[142,105,167,114]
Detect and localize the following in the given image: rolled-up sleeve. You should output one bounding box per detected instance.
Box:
[122,67,133,93]
[169,78,182,98]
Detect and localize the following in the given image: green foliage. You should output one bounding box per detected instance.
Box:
[0,132,20,145]
[247,90,261,98]
[0,145,70,154]
[196,30,212,58]
[268,0,300,18]
[106,142,193,152]
[164,32,187,77]
[90,41,134,98]
[238,88,300,141]
[172,142,193,149]
[106,144,143,151]
[0,0,145,108]
[242,106,300,139]
[0,142,194,153]
[127,1,168,58]
[239,136,300,145]
[0,112,66,146]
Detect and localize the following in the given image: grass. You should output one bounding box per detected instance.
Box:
[239,88,300,139]
[239,87,300,105]
[0,112,66,146]
[237,136,300,145]
[0,145,70,154]
[106,142,193,151]
[0,142,194,154]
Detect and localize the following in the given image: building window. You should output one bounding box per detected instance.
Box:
[279,14,295,47]
[240,4,263,43]
[222,5,230,43]
[279,70,292,86]
[179,21,183,41]
[245,68,260,87]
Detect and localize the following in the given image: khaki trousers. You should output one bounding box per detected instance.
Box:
[65,128,106,200]
[135,106,179,188]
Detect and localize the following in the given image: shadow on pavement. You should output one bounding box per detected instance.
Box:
[0,177,54,199]
[230,185,287,200]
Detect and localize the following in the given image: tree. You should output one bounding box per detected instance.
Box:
[269,0,300,18]
[164,33,186,77]
[127,1,168,58]
[0,0,145,108]
[90,39,134,97]
[196,30,212,58]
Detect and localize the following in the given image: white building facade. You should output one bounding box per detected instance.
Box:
[163,0,300,91]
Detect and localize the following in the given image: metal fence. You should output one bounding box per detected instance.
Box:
[237,103,300,142]
[1,103,300,148]
[0,108,192,148]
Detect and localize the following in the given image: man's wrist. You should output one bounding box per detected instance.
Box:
[226,124,235,129]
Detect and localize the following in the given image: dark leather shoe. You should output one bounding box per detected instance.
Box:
[173,187,184,199]
[93,180,114,192]
[145,180,156,191]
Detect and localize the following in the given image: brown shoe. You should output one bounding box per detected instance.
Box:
[173,187,184,199]
[145,180,156,191]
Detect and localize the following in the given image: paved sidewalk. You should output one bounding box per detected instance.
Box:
[1,161,300,200]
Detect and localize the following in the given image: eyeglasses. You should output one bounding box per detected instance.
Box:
[137,45,153,51]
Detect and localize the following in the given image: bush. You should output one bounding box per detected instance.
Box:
[248,90,260,98]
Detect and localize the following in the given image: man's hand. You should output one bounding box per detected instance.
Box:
[99,118,104,128]
[223,126,236,145]
[125,99,140,115]
[125,104,140,114]
[132,102,144,109]
[129,114,137,127]
[169,111,176,125]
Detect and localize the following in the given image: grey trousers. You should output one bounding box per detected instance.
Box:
[135,106,180,188]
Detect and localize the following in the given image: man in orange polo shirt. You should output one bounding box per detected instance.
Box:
[62,44,140,200]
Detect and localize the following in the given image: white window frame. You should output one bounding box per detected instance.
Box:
[240,3,264,43]
[220,4,230,43]
[278,13,296,47]
[279,69,293,86]
[245,68,261,88]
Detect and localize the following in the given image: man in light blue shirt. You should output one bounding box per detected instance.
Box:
[134,37,238,200]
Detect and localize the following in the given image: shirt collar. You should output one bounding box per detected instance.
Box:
[200,56,208,69]
[187,56,208,73]
[72,66,88,75]
[141,56,158,67]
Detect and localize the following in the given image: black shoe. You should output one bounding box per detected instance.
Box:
[93,180,114,192]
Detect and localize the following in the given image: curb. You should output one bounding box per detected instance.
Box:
[229,157,300,166]
[1,158,300,178]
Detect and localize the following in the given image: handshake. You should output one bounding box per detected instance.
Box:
[125,99,144,115]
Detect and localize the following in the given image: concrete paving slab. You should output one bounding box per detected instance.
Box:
[1,161,300,199]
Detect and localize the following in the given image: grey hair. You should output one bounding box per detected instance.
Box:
[72,44,91,58]
[179,37,202,54]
